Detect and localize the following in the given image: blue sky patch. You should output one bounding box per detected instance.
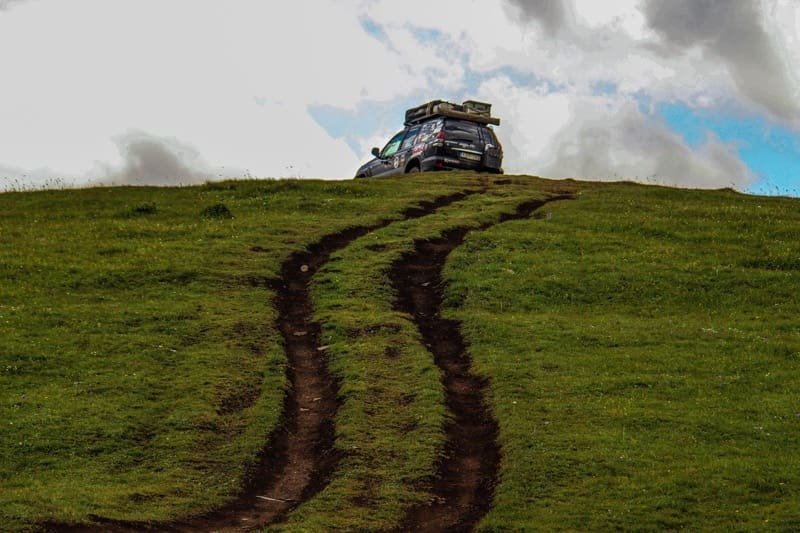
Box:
[463,65,565,96]
[659,103,800,196]
[406,25,445,44]
[591,81,620,97]
[309,93,432,157]
[360,16,390,45]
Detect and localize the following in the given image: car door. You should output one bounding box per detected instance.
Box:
[392,125,421,174]
[372,130,406,177]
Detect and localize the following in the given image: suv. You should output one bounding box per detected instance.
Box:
[354,100,503,178]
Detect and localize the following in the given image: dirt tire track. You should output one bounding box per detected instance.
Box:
[47,187,485,533]
[390,195,573,532]
[193,189,485,531]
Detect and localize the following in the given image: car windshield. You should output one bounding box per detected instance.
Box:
[381,131,405,158]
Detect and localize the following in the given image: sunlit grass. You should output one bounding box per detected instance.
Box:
[3,176,799,531]
[446,182,800,530]
[278,176,557,530]
[0,176,468,530]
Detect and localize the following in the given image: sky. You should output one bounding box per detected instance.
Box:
[1,0,799,195]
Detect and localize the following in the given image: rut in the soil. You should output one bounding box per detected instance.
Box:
[193,190,483,531]
[390,196,573,533]
[46,188,484,533]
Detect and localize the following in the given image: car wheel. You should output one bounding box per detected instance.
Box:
[406,164,420,173]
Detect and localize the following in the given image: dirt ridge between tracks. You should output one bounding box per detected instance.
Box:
[390,195,574,532]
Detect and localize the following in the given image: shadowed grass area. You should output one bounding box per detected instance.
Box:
[446,182,800,530]
[0,175,468,531]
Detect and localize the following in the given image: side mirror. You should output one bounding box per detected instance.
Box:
[371,147,381,158]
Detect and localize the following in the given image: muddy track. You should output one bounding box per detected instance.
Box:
[47,188,484,533]
[191,189,486,531]
[390,195,573,532]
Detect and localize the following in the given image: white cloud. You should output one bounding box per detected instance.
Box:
[361,0,796,189]
[479,76,754,188]
[572,0,646,36]
[642,0,800,122]
[0,0,414,185]
[539,102,754,188]
[0,0,29,10]
[477,76,573,167]
[0,0,796,189]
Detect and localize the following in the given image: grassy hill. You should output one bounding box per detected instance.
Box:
[1,174,798,531]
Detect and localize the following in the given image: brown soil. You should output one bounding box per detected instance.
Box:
[390,195,573,532]
[46,188,483,533]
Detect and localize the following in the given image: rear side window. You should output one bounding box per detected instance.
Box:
[400,125,421,151]
[480,127,498,145]
[415,119,443,144]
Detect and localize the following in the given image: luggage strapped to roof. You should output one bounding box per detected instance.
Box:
[404,100,501,126]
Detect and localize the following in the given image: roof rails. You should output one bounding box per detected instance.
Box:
[404,99,500,126]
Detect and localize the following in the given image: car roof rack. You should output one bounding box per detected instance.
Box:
[404,100,501,126]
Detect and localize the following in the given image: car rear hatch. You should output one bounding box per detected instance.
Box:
[442,119,485,166]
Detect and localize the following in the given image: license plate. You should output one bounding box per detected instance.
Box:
[458,152,481,161]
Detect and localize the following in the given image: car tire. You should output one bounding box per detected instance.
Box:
[406,164,420,173]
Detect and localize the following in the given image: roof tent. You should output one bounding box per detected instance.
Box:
[404,100,501,126]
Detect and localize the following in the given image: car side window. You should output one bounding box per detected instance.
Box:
[415,119,443,144]
[481,127,498,145]
[400,125,421,151]
[381,131,406,158]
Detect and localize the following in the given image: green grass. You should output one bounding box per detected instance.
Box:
[0,176,467,530]
[446,182,800,530]
[2,175,799,531]
[275,176,560,531]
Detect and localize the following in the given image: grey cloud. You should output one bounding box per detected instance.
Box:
[2,132,236,190]
[102,131,213,186]
[0,0,29,11]
[506,0,569,36]
[644,0,799,121]
[539,103,754,189]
